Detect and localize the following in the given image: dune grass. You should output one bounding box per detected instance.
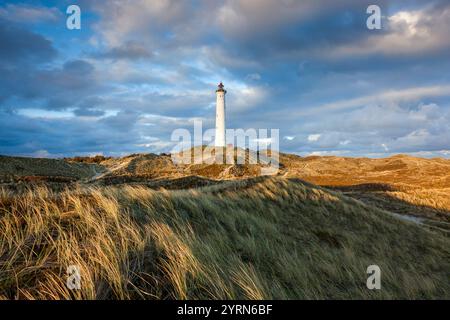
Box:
[386,187,450,215]
[0,177,449,299]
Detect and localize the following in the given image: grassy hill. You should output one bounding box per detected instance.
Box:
[281,153,450,188]
[279,153,450,224]
[0,155,101,183]
[2,151,449,224]
[1,151,449,299]
[0,177,449,299]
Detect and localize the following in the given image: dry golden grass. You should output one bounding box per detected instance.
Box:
[386,188,450,213]
[282,154,450,189]
[0,177,449,300]
[281,154,450,222]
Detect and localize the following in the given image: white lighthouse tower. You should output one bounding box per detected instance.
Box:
[215,82,226,147]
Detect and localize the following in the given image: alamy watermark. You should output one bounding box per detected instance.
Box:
[366,265,381,290]
[66,5,81,30]
[170,120,280,176]
[67,265,81,290]
[367,5,382,30]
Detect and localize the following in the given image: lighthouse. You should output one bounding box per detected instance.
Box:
[215,82,226,147]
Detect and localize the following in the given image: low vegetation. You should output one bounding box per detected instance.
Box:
[1,177,449,299]
[64,155,112,164]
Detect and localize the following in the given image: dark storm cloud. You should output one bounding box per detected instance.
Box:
[216,1,378,59]
[100,110,142,131]
[0,14,104,112]
[96,41,154,61]
[0,58,100,111]
[200,0,450,99]
[214,0,450,62]
[0,17,56,63]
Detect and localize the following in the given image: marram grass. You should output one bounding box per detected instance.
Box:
[0,177,449,299]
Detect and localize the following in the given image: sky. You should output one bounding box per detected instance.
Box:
[0,0,449,158]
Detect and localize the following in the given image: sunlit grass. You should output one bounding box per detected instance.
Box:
[0,177,449,299]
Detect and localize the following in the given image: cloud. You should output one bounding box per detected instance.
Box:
[329,5,450,58]
[0,109,187,157]
[0,3,61,23]
[100,110,141,131]
[289,102,450,155]
[63,60,95,74]
[295,85,450,116]
[0,57,105,113]
[246,73,261,81]
[73,108,105,117]
[32,149,52,158]
[308,134,321,142]
[0,0,449,158]
[96,41,154,60]
[0,18,56,63]
[88,0,200,47]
